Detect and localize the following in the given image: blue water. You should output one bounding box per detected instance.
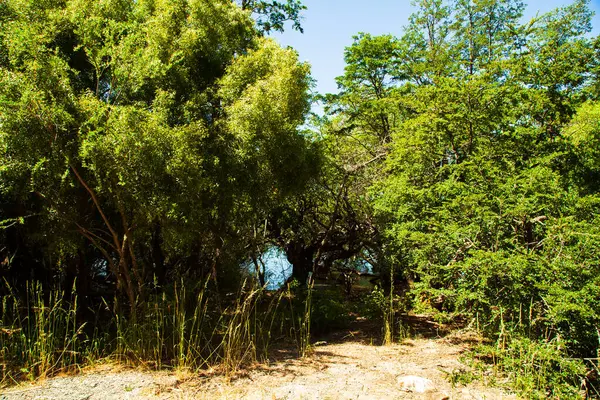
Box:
[245,247,374,290]
[243,246,293,290]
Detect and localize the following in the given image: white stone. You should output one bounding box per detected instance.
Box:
[396,375,436,393]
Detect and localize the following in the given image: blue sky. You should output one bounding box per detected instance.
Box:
[273,0,600,96]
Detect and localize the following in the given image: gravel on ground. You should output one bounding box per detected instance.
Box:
[1,332,518,400]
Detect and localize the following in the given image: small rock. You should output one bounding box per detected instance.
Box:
[396,375,436,393]
[426,393,450,400]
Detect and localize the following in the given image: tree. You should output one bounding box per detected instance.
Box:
[330,33,403,145]
[366,0,600,361]
[0,0,313,312]
[267,32,409,285]
[267,144,379,284]
[319,0,600,368]
[237,0,306,33]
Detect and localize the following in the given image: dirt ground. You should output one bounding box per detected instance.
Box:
[1,324,518,400]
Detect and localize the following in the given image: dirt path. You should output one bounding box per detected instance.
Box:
[1,333,517,400]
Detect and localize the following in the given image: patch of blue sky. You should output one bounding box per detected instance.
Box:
[273,0,600,98]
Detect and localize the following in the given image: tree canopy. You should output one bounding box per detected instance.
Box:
[0,0,315,310]
[322,0,600,368]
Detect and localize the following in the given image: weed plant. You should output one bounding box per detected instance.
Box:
[366,285,407,344]
[281,278,313,358]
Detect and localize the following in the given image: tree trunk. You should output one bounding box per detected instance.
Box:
[285,243,315,285]
[251,255,266,287]
[151,220,166,285]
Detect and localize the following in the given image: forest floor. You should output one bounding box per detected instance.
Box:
[1,317,518,400]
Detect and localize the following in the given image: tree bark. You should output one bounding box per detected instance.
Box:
[151,220,166,285]
[285,242,315,285]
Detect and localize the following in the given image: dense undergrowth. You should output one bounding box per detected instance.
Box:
[0,276,395,387]
[2,276,599,398]
[416,295,600,398]
[451,320,599,398]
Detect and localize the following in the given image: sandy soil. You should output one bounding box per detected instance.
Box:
[1,331,518,400]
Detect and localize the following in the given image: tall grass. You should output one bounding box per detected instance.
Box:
[365,267,407,345]
[1,281,88,384]
[384,266,395,345]
[283,277,314,358]
[110,278,282,373]
[1,277,314,387]
[468,335,588,399]
[299,276,313,357]
[219,282,262,373]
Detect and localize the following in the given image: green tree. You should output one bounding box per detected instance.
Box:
[367,0,599,364]
[270,33,408,285]
[320,2,600,376]
[0,0,313,312]
[237,0,306,33]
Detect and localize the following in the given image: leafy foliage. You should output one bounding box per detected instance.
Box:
[0,0,313,308]
[324,0,600,395]
[238,0,306,33]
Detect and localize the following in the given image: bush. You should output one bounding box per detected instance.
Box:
[474,336,587,399]
[312,288,353,333]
